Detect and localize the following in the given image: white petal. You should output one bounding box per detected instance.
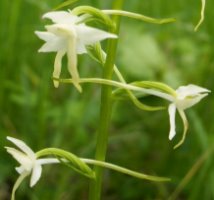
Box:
[176,93,208,110]
[168,103,177,140]
[76,24,117,45]
[76,41,87,54]
[6,147,33,171]
[176,84,210,99]
[30,164,42,187]
[67,37,82,92]
[43,11,78,24]
[45,24,77,39]
[6,137,36,159]
[38,37,67,52]
[35,31,56,42]
[11,171,30,200]
[53,50,66,88]
[15,166,25,174]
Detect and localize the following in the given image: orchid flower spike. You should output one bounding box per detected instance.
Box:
[5,136,59,200]
[35,10,117,92]
[166,84,210,148]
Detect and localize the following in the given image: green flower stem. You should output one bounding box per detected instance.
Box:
[55,77,176,101]
[112,66,162,111]
[82,158,170,182]
[36,148,170,182]
[88,0,124,199]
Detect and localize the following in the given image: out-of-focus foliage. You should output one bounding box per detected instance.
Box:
[0,0,213,199]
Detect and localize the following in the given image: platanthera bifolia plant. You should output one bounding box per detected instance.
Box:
[5,0,211,199]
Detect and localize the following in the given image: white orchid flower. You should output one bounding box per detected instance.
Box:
[35,11,117,91]
[151,84,210,148]
[140,84,210,147]
[5,136,59,200]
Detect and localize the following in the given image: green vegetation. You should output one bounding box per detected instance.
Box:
[0,0,213,199]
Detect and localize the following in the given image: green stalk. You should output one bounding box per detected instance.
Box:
[82,159,170,182]
[88,0,124,199]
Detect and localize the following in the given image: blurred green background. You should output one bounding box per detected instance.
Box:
[0,0,214,199]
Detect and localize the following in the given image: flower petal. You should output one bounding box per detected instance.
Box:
[15,166,25,174]
[53,50,66,88]
[11,171,30,200]
[176,93,209,110]
[38,40,66,52]
[168,103,177,140]
[176,84,210,99]
[75,24,117,46]
[37,34,67,53]
[5,147,32,172]
[76,41,87,54]
[6,137,35,160]
[30,164,42,187]
[67,37,82,92]
[43,11,78,24]
[174,109,189,149]
[35,31,56,42]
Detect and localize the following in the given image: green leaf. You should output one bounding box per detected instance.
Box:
[53,0,78,10]
[36,148,95,179]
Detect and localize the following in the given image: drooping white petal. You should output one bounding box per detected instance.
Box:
[11,171,30,200]
[168,103,177,140]
[176,84,210,99]
[6,147,33,171]
[76,24,117,46]
[6,137,35,159]
[67,36,82,92]
[30,164,42,187]
[53,50,66,88]
[43,11,78,24]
